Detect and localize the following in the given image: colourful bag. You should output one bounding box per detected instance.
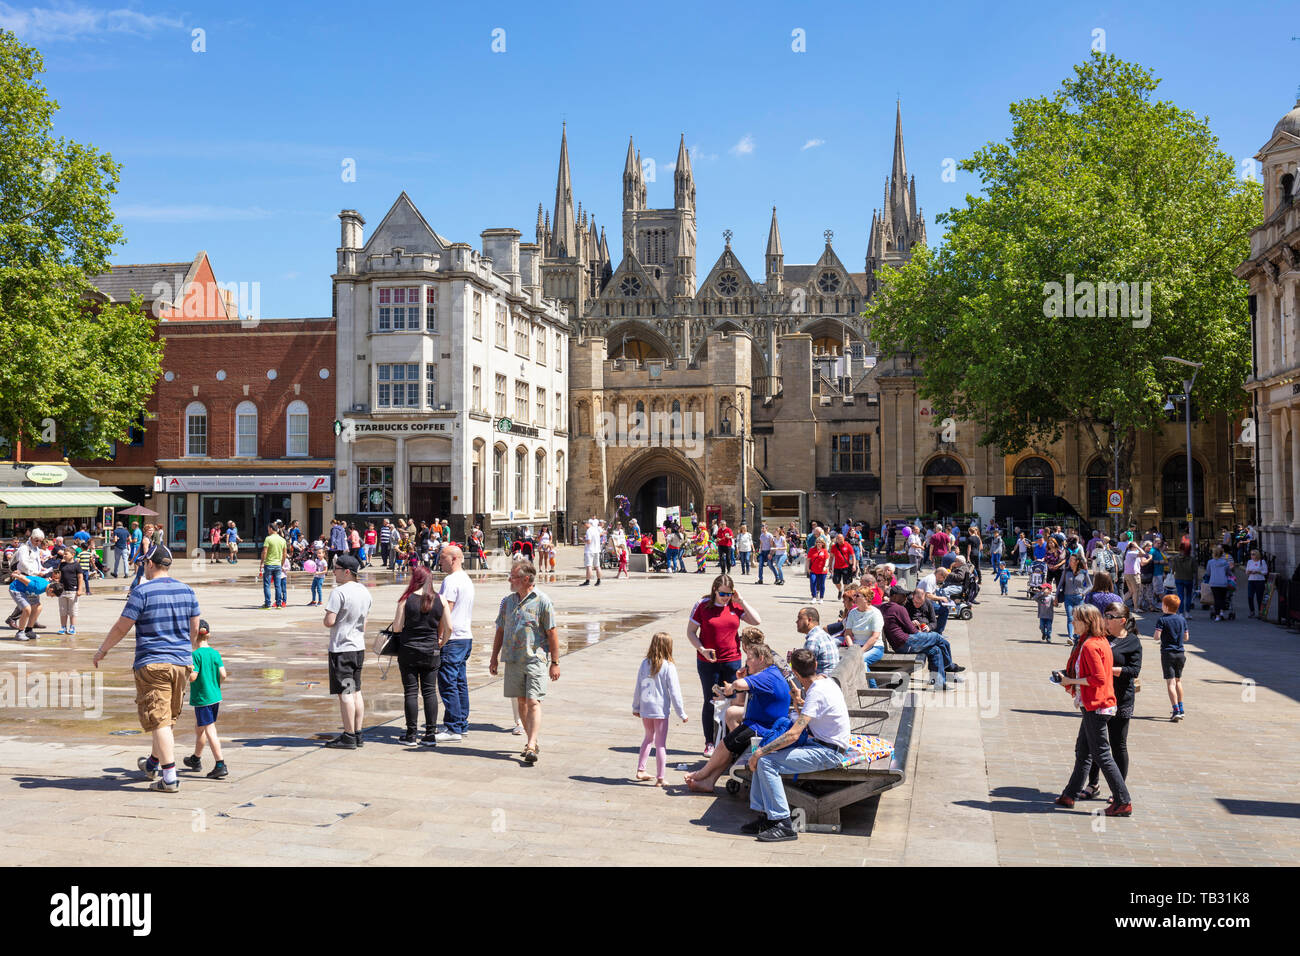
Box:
[839,734,894,768]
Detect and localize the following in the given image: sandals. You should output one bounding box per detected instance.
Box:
[1078,784,1102,800]
[522,745,539,764]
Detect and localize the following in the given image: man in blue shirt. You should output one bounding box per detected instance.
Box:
[111,521,131,577]
[93,546,201,793]
[8,572,62,640]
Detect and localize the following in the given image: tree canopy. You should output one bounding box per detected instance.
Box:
[0,29,162,458]
[865,52,1260,476]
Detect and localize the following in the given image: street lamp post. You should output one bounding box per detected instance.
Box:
[720,398,747,527]
[1163,356,1203,560]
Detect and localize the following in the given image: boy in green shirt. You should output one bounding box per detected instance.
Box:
[183,619,229,779]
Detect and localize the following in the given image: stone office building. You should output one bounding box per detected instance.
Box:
[332,194,570,542]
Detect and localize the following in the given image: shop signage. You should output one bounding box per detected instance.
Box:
[497,417,539,438]
[25,465,68,485]
[344,419,450,435]
[154,475,332,493]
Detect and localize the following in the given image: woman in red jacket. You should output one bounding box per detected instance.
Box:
[1054,603,1133,816]
[806,536,830,603]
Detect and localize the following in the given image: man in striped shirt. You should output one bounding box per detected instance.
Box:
[379,518,395,569]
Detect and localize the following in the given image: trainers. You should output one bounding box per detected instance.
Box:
[420,732,437,746]
[1104,802,1133,817]
[137,757,159,780]
[57,627,67,635]
[399,730,419,745]
[435,730,463,742]
[149,777,180,793]
[703,743,715,757]
[324,734,357,749]
[1171,710,1182,722]
[17,630,33,642]
[67,626,75,635]
[353,731,364,748]
[206,762,229,779]
[740,816,775,835]
[756,818,798,842]
[182,754,202,772]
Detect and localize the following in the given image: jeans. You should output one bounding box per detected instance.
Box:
[990,552,1002,574]
[737,550,751,574]
[80,568,92,595]
[810,572,826,600]
[1064,709,1131,805]
[666,547,681,572]
[756,550,770,582]
[1040,617,1052,639]
[1176,579,1194,612]
[696,656,742,745]
[438,639,472,734]
[750,742,843,821]
[718,545,734,575]
[773,553,787,584]
[310,577,323,602]
[1248,580,1265,615]
[1062,593,1083,642]
[262,565,286,606]
[1087,713,1130,788]
[864,643,885,689]
[932,600,949,634]
[400,659,439,734]
[901,633,949,688]
[112,548,129,577]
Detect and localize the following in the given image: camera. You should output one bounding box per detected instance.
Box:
[1050,671,1063,684]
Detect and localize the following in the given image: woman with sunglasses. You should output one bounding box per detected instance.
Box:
[686,574,762,756]
[1077,602,1142,802]
[1054,604,1132,816]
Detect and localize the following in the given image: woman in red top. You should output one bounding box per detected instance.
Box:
[1055,604,1133,816]
[686,574,762,755]
[806,536,830,603]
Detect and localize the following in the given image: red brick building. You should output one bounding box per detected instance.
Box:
[16,254,337,551]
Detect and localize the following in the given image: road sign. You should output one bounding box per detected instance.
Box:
[1106,490,1124,514]
[1186,513,1194,523]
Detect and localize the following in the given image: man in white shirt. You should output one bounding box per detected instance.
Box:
[322,554,372,749]
[581,518,603,587]
[917,566,953,634]
[757,524,775,584]
[742,647,851,842]
[436,544,476,740]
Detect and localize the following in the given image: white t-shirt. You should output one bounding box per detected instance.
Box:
[326,580,372,653]
[585,525,601,553]
[800,677,851,749]
[737,532,753,552]
[844,606,883,645]
[611,529,627,551]
[918,573,937,594]
[1123,550,1142,575]
[439,568,475,641]
[1247,559,1267,581]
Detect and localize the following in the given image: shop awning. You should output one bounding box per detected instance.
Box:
[0,489,133,517]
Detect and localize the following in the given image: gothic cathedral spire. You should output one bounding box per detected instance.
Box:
[553,123,577,258]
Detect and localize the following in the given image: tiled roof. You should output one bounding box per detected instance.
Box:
[87,260,196,304]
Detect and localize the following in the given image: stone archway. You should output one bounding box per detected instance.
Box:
[610,447,706,531]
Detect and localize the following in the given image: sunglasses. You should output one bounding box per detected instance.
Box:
[1104,613,1126,620]
[716,591,733,598]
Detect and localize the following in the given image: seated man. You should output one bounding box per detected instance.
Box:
[741,648,852,842]
[685,642,791,792]
[881,587,964,690]
[794,606,839,676]
[938,557,968,596]
[917,566,954,634]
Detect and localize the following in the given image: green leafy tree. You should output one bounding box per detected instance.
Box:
[866,53,1260,512]
[0,29,162,458]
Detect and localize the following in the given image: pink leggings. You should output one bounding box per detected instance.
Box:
[638,718,669,778]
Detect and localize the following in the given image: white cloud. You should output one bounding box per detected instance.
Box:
[115,204,273,222]
[688,143,717,162]
[0,3,183,42]
[730,134,755,156]
[802,138,825,151]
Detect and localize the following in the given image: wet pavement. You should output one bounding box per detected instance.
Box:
[1,572,660,741]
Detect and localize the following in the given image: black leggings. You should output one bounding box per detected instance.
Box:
[1211,586,1228,616]
[1065,710,1130,805]
[1088,713,1130,786]
[400,660,439,734]
[1248,580,1265,614]
[695,657,742,746]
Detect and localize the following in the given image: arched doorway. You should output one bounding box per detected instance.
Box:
[923,455,965,518]
[611,448,705,532]
[1014,456,1055,497]
[1086,457,1109,522]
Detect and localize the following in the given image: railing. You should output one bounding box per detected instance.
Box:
[755,376,783,399]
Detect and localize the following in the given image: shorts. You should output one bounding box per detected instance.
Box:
[58,593,79,617]
[133,663,190,731]
[832,567,855,586]
[194,702,220,727]
[10,588,32,610]
[503,656,547,700]
[723,723,757,756]
[584,549,600,568]
[1161,653,1185,679]
[328,650,365,695]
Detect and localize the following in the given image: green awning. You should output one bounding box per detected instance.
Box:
[0,489,133,516]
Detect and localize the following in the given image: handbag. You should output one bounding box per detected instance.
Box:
[375,627,400,656]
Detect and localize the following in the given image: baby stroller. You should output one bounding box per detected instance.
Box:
[647,549,668,573]
[1026,560,1047,599]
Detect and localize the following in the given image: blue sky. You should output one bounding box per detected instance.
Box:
[7,0,1296,317]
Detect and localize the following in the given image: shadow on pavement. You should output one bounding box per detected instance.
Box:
[1009,708,1078,719]
[1216,798,1300,818]
[953,786,1061,815]
[13,773,138,792]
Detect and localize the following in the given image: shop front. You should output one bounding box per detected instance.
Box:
[154,473,333,551]
[0,463,133,540]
